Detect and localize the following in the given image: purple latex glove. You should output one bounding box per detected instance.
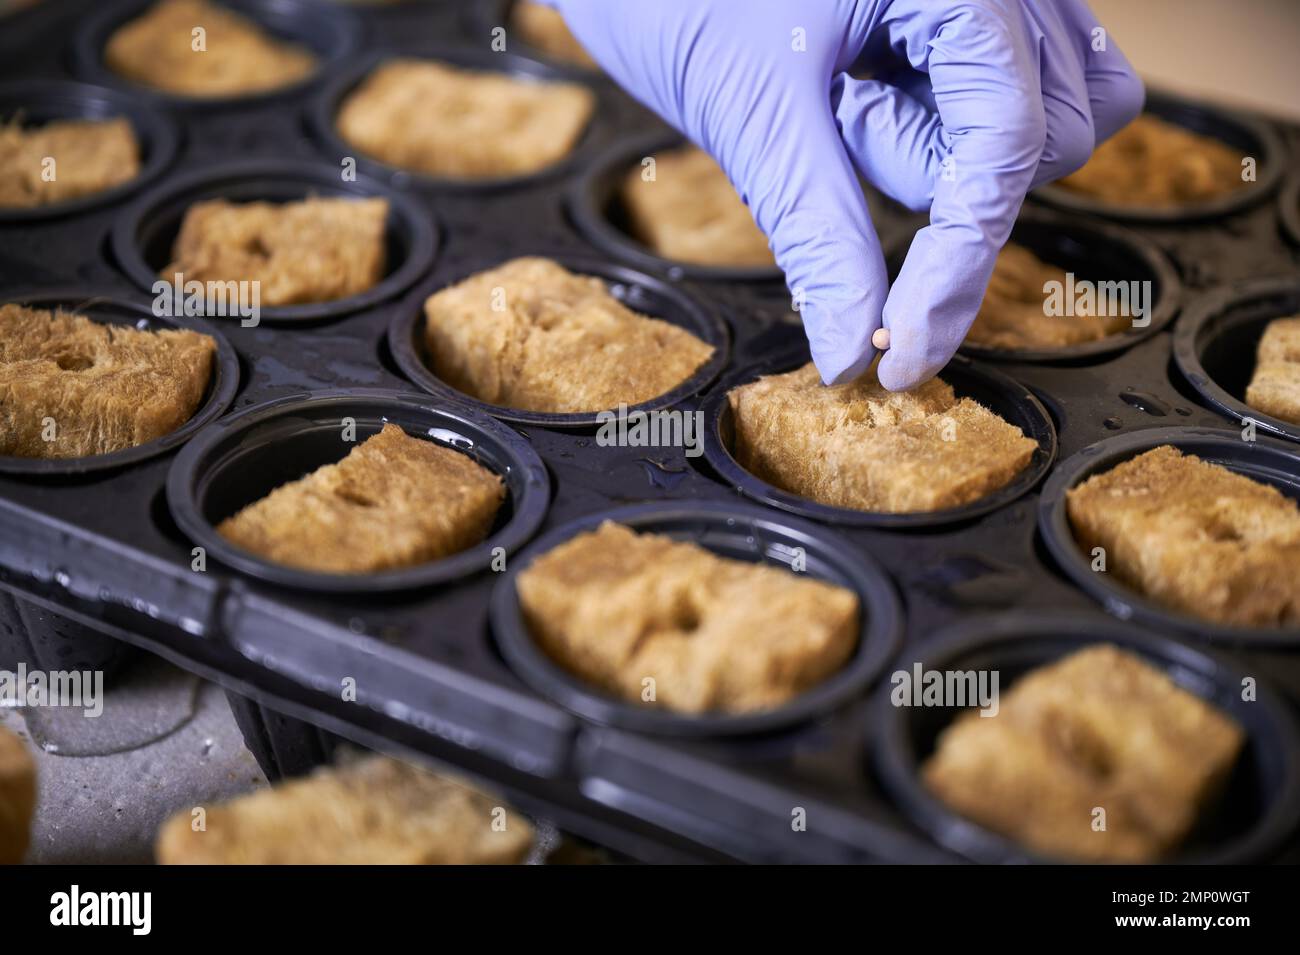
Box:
[549,0,1143,389]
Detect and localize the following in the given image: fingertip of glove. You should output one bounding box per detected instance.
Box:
[813,346,876,387]
[876,351,935,393]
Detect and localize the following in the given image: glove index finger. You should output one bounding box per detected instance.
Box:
[723,85,889,386]
[877,2,1046,391]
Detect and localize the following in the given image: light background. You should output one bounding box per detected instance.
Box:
[1091,0,1300,120]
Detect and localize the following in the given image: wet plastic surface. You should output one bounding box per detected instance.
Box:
[0,589,135,679]
[1,0,1299,864]
[223,688,337,782]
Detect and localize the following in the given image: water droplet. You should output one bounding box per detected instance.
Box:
[637,457,687,490]
[1119,389,1171,417]
[383,700,411,722]
[1103,416,1122,430]
[1105,597,1134,619]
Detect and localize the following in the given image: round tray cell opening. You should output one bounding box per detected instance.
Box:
[113,160,437,323]
[203,421,507,548]
[1174,279,1300,443]
[1030,92,1285,223]
[885,207,1181,363]
[309,46,609,194]
[489,502,902,737]
[167,390,551,593]
[874,615,1300,864]
[72,0,358,109]
[1038,427,1300,646]
[469,0,602,73]
[0,291,239,476]
[567,132,786,284]
[701,349,1057,529]
[0,79,179,222]
[389,254,729,428]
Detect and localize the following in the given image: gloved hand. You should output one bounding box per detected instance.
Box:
[549,0,1143,390]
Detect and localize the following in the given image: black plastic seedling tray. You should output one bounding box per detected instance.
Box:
[2,0,1300,864]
